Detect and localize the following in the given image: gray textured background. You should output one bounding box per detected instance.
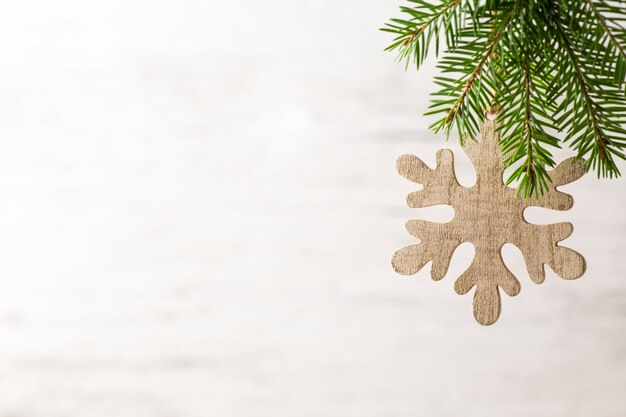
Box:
[0,1,624,416]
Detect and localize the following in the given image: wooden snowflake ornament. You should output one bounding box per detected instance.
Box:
[392,119,586,325]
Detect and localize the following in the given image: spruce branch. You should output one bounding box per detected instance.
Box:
[585,0,626,89]
[500,48,555,197]
[550,6,611,162]
[428,0,524,142]
[549,0,626,178]
[381,0,467,70]
[383,0,626,196]
[588,0,626,59]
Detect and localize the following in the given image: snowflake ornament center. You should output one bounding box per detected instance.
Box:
[392,119,586,325]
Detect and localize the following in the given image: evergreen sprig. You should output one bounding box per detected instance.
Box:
[382,0,626,197]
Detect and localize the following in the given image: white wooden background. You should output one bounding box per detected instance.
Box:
[0,1,624,416]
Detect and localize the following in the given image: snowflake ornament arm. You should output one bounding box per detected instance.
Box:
[392,119,586,325]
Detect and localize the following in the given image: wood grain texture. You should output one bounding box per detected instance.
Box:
[392,119,586,325]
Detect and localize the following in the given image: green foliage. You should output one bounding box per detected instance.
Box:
[382,0,626,197]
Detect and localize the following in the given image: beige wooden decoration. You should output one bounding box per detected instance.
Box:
[392,118,586,325]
